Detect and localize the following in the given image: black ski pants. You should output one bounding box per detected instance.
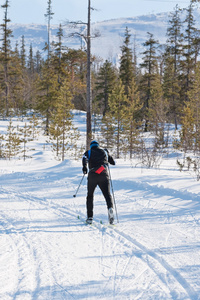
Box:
[86,170,113,218]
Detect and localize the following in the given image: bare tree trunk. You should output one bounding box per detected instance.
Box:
[86,0,92,149]
[44,0,54,135]
[2,0,11,116]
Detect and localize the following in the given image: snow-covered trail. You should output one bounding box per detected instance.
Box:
[0,156,200,300]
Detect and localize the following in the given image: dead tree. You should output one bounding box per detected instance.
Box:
[66,0,100,149]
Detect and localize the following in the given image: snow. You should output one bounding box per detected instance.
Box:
[9,9,200,65]
[0,112,200,299]
[9,12,173,63]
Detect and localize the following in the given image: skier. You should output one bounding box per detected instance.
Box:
[82,140,115,224]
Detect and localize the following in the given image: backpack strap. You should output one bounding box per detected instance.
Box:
[88,149,91,160]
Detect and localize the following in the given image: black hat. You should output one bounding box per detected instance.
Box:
[90,140,99,149]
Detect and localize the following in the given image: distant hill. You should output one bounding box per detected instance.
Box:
[91,13,169,63]
[9,9,200,64]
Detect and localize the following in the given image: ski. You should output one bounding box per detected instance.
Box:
[77,215,115,227]
[77,215,94,226]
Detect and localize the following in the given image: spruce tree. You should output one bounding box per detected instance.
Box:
[26,45,41,110]
[119,27,135,95]
[37,59,60,132]
[0,66,4,117]
[0,0,12,116]
[178,105,195,159]
[148,75,168,147]
[164,4,183,129]
[20,35,26,69]
[9,45,26,114]
[181,2,197,101]
[100,114,115,149]
[140,32,159,131]
[45,0,54,62]
[27,44,34,74]
[54,23,64,85]
[28,113,40,139]
[49,79,79,161]
[5,120,21,160]
[124,78,142,159]
[107,80,128,158]
[62,49,87,110]
[35,50,43,74]
[51,24,70,89]
[0,134,4,158]
[95,60,117,116]
[181,2,197,100]
[42,0,54,134]
[187,62,200,153]
[19,122,34,161]
[166,5,183,74]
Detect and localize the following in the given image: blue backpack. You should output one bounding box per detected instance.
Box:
[87,148,108,160]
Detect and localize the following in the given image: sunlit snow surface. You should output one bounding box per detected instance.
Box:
[0,111,200,299]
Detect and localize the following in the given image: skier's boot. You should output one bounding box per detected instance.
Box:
[108,207,114,224]
[86,217,93,225]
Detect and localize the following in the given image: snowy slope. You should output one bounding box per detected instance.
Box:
[8,12,176,62]
[9,8,200,64]
[0,112,200,299]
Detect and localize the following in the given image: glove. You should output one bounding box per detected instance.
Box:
[109,156,115,165]
[82,166,88,174]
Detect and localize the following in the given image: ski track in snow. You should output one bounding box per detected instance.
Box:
[76,213,198,300]
[0,165,200,300]
[0,109,200,300]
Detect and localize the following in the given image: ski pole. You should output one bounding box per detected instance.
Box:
[73,174,85,197]
[108,164,119,223]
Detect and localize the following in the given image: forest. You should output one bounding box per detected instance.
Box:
[1,0,200,171]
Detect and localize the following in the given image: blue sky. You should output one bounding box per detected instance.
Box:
[1,0,193,24]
